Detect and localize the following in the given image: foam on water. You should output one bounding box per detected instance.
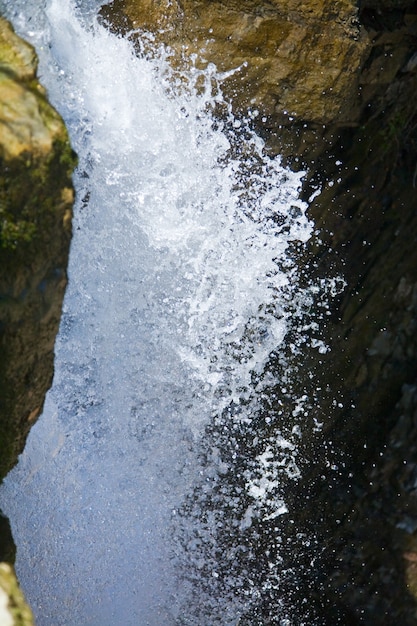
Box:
[0,0,316,623]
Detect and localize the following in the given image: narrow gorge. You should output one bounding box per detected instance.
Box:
[0,0,416,624]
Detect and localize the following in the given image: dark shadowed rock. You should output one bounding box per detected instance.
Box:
[100,1,417,622]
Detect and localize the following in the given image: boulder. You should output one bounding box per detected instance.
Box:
[0,16,75,622]
[0,15,75,504]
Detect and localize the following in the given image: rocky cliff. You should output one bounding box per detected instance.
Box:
[0,17,75,625]
[0,0,416,622]
[101,0,417,623]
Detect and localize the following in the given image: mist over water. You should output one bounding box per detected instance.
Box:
[0,1,321,623]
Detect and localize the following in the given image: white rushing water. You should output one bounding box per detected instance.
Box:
[0,0,319,624]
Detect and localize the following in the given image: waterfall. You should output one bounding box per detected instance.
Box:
[0,0,323,624]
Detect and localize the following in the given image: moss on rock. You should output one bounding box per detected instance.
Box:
[0,563,34,626]
[0,17,75,483]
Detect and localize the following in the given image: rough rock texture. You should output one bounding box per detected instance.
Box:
[101,0,417,623]
[0,17,75,484]
[0,563,34,626]
[0,0,414,622]
[291,4,417,623]
[0,23,76,617]
[0,17,75,622]
[101,0,369,125]
[0,20,63,159]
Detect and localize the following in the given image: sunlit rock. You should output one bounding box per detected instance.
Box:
[0,19,65,158]
[0,17,75,481]
[101,0,369,125]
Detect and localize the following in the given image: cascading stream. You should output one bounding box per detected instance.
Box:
[0,0,323,624]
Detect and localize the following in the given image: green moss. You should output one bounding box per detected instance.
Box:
[0,133,75,484]
[0,215,36,250]
[0,136,75,256]
[0,563,34,626]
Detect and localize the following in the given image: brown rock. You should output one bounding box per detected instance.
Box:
[101,0,369,125]
[0,17,75,481]
[0,19,64,159]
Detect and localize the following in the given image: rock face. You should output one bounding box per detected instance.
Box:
[101,0,369,125]
[101,0,417,623]
[0,20,63,159]
[0,18,75,483]
[0,0,415,622]
[0,17,74,621]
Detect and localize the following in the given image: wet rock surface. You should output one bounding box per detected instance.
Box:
[296,10,417,621]
[0,0,416,622]
[0,20,75,618]
[100,0,368,126]
[0,17,75,483]
[101,0,417,622]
